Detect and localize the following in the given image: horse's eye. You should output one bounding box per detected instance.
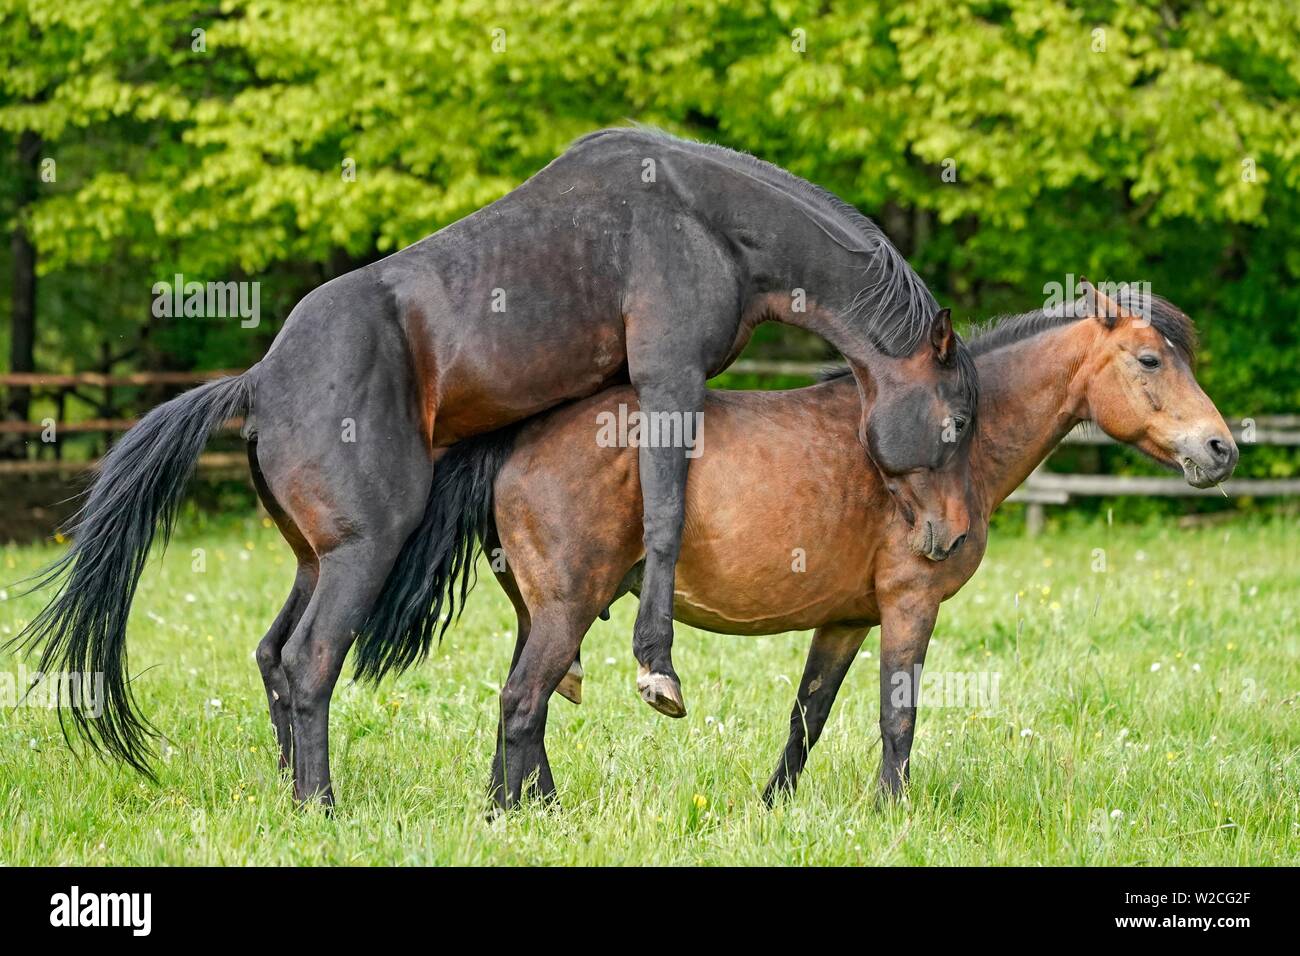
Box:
[1138,354,1161,370]
[951,416,967,433]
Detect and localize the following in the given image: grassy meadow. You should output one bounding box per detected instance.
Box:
[0,510,1296,865]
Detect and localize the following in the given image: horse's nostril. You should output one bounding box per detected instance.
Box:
[1207,437,1231,463]
[950,534,967,555]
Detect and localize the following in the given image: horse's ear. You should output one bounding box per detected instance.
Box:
[929,308,954,363]
[1078,276,1129,328]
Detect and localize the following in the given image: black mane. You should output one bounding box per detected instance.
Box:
[573,127,940,359]
[816,335,980,419]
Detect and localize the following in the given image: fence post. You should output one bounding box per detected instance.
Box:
[54,387,66,461]
[1026,502,1045,536]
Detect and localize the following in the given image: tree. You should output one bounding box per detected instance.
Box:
[1,0,1297,478]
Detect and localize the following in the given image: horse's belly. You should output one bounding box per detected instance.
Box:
[669,527,877,635]
[657,399,883,634]
[669,591,875,635]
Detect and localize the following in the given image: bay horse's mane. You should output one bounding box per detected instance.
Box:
[966,291,1199,366]
[572,126,939,359]
[821,287,1196,377]
[818,290,1195,390]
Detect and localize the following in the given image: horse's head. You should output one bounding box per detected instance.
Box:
[1076,282,1237,488]
[848,308,979,561]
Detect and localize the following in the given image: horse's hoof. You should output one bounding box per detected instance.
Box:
[556,659,584,705]
[761,776,792,808]
[295,787,335,815]
[637,666,686,718]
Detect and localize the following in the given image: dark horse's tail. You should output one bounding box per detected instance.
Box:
[7,374,252,774]
[352,425,520,684]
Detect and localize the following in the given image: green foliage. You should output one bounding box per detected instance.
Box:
[1,0,1298,458]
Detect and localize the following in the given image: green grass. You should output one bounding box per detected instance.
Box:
[1,511,1296,865]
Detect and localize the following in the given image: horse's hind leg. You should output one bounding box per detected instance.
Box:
[249,276,433,807]
[763,624,869,806]
[255,566,316,771]
[280,517,425,806]
[254,423,430,807]
[248,443,318,772]
[494,561,570,800]
[556,656,583,706]
[486,419,639,808]
[500,567,583,706]
[490,604,593,809]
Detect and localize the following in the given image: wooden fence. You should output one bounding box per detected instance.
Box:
[2,364,1298,521]
[0,369,245,476]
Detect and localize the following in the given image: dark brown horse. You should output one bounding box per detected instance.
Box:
[11,128,977,807]
[364,285,1236,807]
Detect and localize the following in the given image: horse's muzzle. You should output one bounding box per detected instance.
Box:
[1179,431,1239,488]
[914,521,966,561]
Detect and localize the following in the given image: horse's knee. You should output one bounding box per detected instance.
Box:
[641,530,681,566]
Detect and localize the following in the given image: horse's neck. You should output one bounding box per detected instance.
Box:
[737,202,906,354]
[755,219,871,307]
[972,320,1099,510]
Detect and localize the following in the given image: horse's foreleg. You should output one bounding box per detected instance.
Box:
[629,370,705,718]
[877,598,940,800]
[763,623,870,805]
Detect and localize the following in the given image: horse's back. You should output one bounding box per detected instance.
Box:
[253,128,769,448]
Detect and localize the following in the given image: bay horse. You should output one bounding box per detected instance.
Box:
[359,284,1236,808]
[10,128,978,807]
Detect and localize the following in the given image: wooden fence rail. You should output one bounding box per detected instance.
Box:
[0,370,243,477]
[2,366,1297,517]
[0,370,238,389]
[0,452,248,477]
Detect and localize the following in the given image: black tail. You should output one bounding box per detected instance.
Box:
[353,425,520,684]
[7,374,252,774]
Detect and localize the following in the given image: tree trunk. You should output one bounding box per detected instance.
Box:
[3,130,41,458]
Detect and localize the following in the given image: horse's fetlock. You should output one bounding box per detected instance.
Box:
[880,711,914,739]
